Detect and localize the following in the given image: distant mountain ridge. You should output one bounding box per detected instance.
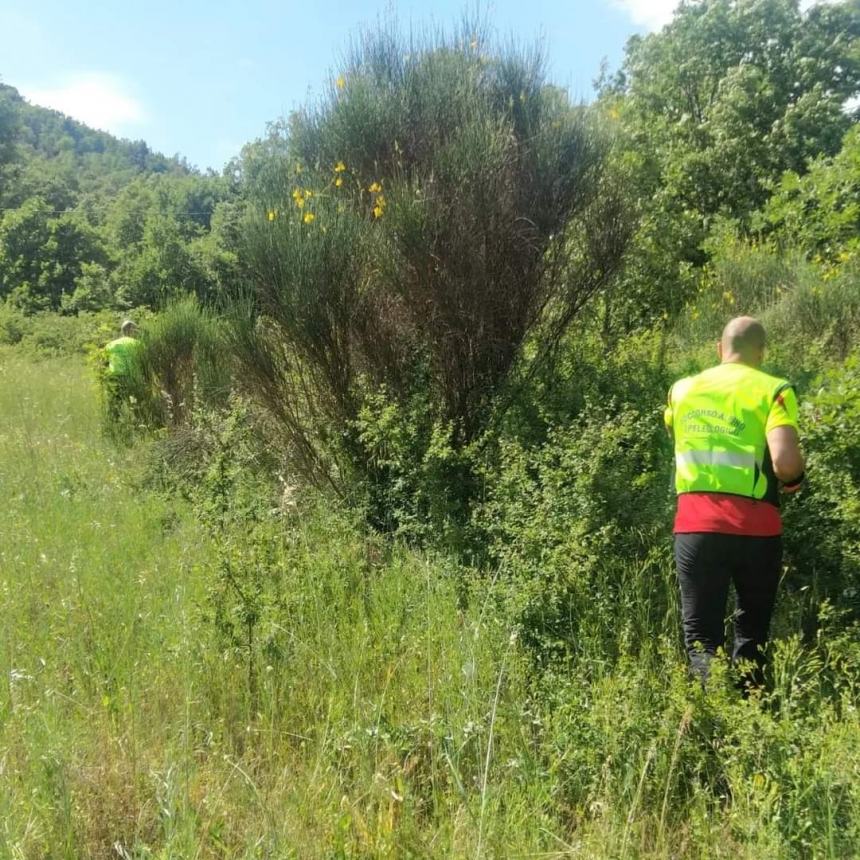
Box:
[0,81,192,181]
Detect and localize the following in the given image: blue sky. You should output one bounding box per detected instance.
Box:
[0,0,817,171]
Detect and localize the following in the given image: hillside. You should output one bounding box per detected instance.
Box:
[0,82,192,205]
[0,83,237,313]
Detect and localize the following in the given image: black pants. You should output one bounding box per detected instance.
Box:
[675,532,782,686]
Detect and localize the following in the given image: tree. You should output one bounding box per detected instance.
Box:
[615,0,857,213]
[0,198,106,310]
[113,213,213,308]
[761,125,860,259]
[3,155,79,210]
[0,83,20,168]
[62,262,115,313]
[597,0,859,329]
[0,83,232,313]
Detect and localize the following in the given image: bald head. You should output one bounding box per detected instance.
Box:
[719,316,766,367]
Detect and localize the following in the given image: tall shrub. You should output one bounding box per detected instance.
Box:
[119,297,229,431]
[781,353,860,631]
[233,21,630,511]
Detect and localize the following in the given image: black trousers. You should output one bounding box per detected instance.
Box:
[675,532,782,685]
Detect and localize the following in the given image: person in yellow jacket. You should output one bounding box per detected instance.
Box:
[665,317,805,689]
[104,320,141,418]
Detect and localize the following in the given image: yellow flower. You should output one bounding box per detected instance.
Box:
[722,290,735,305]
[336,75,346,90]
[334,161,346,173]
[267,209,277,221]
[303,212,315,224]
[373,204,384,219]
[292,188,305,208]
[335,176,343,188]
[368,181,382,193]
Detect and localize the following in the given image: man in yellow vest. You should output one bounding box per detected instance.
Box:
[104,320,141,418]
[105,319,139,375]
[665,317,805,689]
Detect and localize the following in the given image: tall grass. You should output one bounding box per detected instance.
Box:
[670,241,860,385]
[1,346,858,857]
[0,351,546,856]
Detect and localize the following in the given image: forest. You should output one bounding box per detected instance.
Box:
[0,0,859,856]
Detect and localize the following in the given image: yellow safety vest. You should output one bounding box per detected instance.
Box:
[105,336,140,377]
[666,363,794,505]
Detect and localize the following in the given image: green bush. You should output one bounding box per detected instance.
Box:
[672,237,860,386]
[761,258,860,378]
[760,125,860,262]
[352,384,476,544]
[478,400,674,665]
[0,302,27,345]
[233,20,630,521]
[780,353,860,631]
[0,305,142,357]
[108,297,230,433]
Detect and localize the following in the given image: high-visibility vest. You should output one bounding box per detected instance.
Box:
[667,363,793,505]
[105,336,139,376]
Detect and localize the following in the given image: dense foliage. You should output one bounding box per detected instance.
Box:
[596,0,859,329]
[0,83,239,311]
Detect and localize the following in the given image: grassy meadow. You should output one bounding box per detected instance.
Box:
[0,332,858,859]
[0,350,544,857]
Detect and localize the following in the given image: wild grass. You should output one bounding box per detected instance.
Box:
[0,347,858,858]
[0,351,546,857]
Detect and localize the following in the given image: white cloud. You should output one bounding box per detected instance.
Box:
[610,0,679,31]
[20,73,146,135]
[613,0,834,32]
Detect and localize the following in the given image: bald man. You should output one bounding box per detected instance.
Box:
[664,317,805,689]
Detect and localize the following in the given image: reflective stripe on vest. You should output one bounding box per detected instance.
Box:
[676,451,756,470]
[670,364,791,502]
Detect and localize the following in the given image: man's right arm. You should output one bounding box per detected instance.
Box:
[767,425,805,484]
[766,385,804,486]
